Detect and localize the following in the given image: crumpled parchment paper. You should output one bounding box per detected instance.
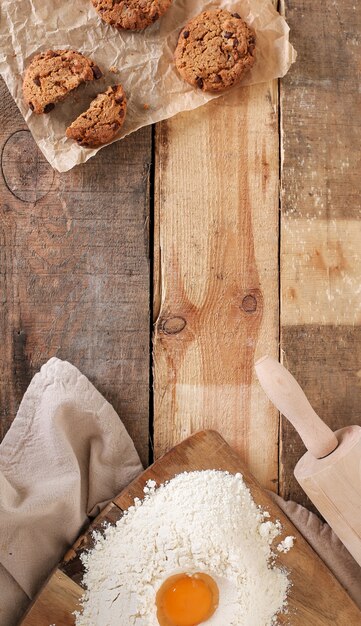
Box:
[0,0,296,172]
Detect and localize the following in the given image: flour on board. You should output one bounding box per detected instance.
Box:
[75,470,292,626]
[277,536,295,554]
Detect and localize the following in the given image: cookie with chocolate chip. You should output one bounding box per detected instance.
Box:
[174,9,256,92]
[23,50,103,114]
[92,0,172,30]
[66,84,127,147]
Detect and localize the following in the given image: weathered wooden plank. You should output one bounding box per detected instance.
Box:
[282,218,361,326]
[0,78,151,465]
[280,0,361,505]
[153,81,280,490]
[280,326,361,508]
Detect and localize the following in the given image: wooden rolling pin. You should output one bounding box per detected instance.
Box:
[255,355,361,567]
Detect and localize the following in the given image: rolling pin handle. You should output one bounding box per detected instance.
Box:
[255,356,339,459]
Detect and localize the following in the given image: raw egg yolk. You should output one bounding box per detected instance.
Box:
[156,573,219,626]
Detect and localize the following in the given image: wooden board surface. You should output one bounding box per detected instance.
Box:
[153,81,280,491]
[279,0,361,505]
[0,79,151,465]
[20,431,361,625]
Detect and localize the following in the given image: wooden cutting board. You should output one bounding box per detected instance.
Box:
[20,430,360,625]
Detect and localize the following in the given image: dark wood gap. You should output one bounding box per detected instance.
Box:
[277,70,282,497]
[148,123,157,465]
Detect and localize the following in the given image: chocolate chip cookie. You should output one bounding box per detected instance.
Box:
[92,0,172,30]
[66,84,127,147]
[174,9,256,93]
[23,50,102,114]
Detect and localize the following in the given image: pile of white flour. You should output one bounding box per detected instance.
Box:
[75,471,292,626]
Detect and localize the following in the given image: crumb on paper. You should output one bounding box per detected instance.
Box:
[143,103,150,110]
[109,66,118,74]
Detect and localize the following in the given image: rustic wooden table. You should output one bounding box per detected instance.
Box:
[0,0,360,508]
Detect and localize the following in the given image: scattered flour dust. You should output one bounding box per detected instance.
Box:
[75,471,293,626]
[277,536,295,554]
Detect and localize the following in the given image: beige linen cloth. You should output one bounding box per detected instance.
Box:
[0,358,360,626]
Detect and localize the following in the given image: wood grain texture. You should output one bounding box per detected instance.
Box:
[153,81,280,490]
[282,218,361,325]
[280,0,361,503]
[0,78,151,464]
[20,431,361,625]
[20,569,82,626]
[280,326,361,508]
[280,1,361,221]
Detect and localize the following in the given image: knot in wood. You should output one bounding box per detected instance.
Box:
[161,316,187,335]
[241,294,258,313]
[1,130,54,203]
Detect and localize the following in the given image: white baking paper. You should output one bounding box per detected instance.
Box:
[0,0,296,172]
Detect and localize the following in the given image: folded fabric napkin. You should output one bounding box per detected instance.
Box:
[0,358,360,626]
[0,358,142,626]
